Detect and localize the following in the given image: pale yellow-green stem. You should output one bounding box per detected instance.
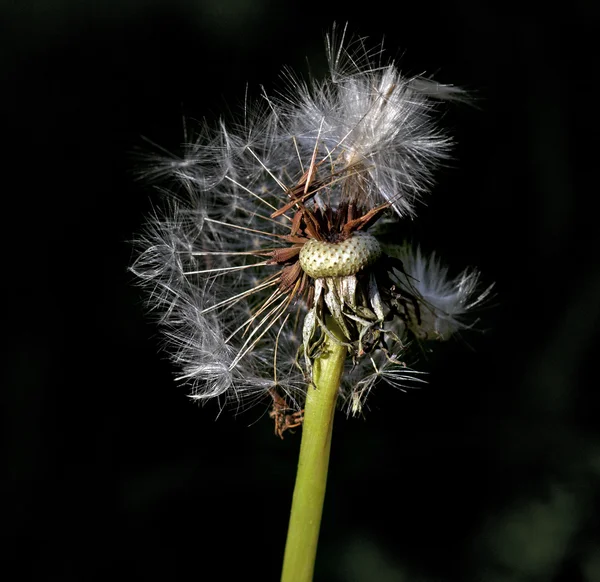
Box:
[280,321,347,582]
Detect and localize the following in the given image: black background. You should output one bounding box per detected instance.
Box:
[3,1,598,580]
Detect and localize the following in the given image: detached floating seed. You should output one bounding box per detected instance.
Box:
[299,232,382,278]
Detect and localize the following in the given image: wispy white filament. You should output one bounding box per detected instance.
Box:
[392,245,494,340]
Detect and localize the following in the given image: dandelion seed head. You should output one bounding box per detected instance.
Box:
[131,25,490,420]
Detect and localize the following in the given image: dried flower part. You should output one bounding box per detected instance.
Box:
[131,25,490,421]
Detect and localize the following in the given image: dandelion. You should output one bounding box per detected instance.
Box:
[131,24,492,582]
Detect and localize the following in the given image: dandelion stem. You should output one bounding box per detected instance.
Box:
[281,319,346,582]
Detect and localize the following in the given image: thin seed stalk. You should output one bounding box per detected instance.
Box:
[280,320,347,582]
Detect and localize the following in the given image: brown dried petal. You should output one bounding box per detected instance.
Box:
[342,203,390,236]
[279,261,303,292]
[268,246,302,264]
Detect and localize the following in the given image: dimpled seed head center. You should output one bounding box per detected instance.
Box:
[299,232,382,278]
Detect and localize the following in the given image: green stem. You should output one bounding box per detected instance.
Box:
[280,322,347,582]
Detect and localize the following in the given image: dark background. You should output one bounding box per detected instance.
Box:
[3,2,598,580]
